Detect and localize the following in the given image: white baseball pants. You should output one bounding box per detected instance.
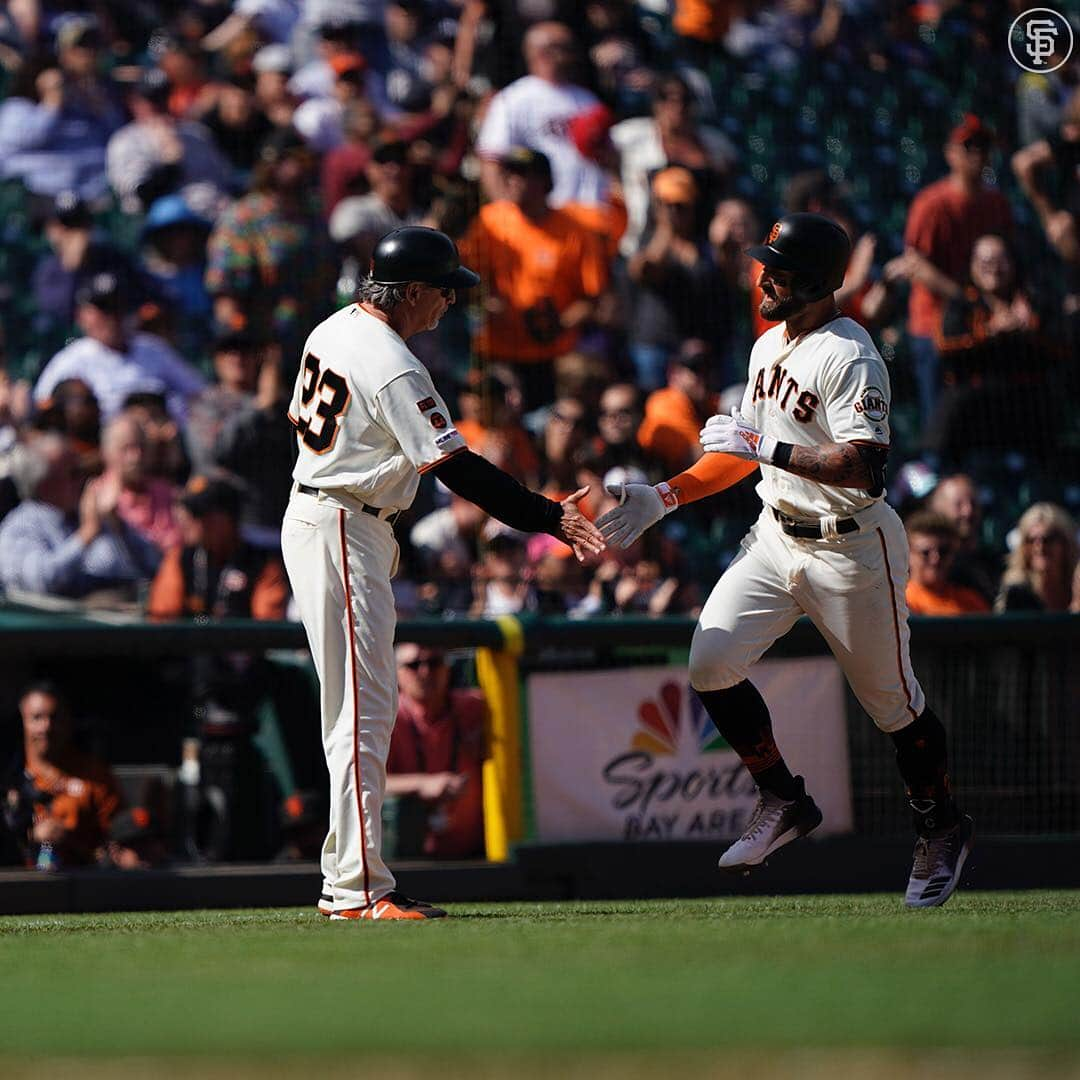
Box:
[689,500,925,732]
[281,490,399,911]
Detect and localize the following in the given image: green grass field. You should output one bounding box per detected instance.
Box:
[1,892,1079,1079]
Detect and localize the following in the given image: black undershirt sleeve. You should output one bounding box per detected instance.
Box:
[432,450,564,536]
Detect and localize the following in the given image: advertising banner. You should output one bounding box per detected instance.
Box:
[528,658,852,843]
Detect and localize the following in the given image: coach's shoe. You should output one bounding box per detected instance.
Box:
[905,814,975,908]
[317,892,333,917]
[329,890,448,920]
[718,777,823,873]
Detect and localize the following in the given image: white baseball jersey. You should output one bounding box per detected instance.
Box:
[287,303,467,509]
[740,317,890,520]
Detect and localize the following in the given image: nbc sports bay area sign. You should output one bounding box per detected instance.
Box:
[528,659,852,843]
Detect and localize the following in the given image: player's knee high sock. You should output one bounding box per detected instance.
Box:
[694,681,801,800]
[890,706,958,837]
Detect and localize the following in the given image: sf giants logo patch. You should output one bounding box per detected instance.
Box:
[416,396,436,413]
[768,221,782,244]
[854,386,888,422]
[430,411,447,429]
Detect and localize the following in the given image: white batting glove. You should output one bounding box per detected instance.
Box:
[699,408,778,464]
[596,482,678,549]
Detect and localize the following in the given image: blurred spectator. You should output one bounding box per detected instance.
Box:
[321,98,381,215]
[458,147,610,409]
[386,644,486,858]
[708,196,760,378]
[0,43,123,199]
[380,0,433,115]
[148,476,288,620]
[472,532,532,615]
[202,2,302,53]
[329,135,424,272]
[624,167,732,391]
[251,43,299,128]
[540,395,591,495]
[928,234,1058,466]
[904,510,990,616]
[32,378,102,473]
[611,73,737,257]
[592,382,659,479]
[293,51,371,152]
[1012,88,1080,316]
[205,127,337,365]
[581,0,657,115]
[1,681,136,870]
[289,16,390,115]
[475,22,607,207]
[139,194,215,362]
[885,115,1013,423]
[31,190,148,341]
[122,392,190,486]
[100,413,180,553]
[410,492,487,607]
[454,369,540,483]
[198,72,276,176]
[106,67,234,215]
[926,474,999,605]
[186,327,263,475]
[637,338,715,473]
[33,271,207,424]
[995,503,1079,614]
[153,33,212,120]
[1015,54,1080,148]
[0,433,161,601]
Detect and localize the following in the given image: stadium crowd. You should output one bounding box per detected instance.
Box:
[1,1,1079,864]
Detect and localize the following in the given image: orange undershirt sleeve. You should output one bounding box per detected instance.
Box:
[666,454,759,506]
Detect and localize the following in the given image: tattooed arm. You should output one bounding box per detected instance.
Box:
[775,441,887,493]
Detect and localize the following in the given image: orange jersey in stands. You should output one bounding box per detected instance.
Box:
[906,579,991,616]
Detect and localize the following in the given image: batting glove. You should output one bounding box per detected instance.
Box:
[596,482,678,549]
[699,408,778,464]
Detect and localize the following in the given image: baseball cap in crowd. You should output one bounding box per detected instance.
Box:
[132,66,171,106]
[141,194,212,237]
[674,338,712,371]
[75,272,135,314]
[948,114,993,150]
[652,166,698,205]
[212,323,261,353]
[252,44,293,74]
[329,52,367,78]
[568,103,615,161]
[180,475,244,518]
[48,190,93,229]
[371,134,410,163]
[501,146,553,185]
[317,16,364,42]
[55,14,101,51]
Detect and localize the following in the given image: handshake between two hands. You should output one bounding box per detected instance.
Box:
[593,408,771,550]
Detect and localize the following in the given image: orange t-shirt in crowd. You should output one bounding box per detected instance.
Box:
[673,0,736,42]
[25,751,123,866]
[560,197,629,260]
[454,417,541,481]
[638,386,713,474]
[903,178,1013,338]
[458,201,610,362]
[387,689,487,858]
[906,579,991,616]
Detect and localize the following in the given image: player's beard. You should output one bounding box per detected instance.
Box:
[759,291,806,322]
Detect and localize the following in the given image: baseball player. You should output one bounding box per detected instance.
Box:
[281,227,603,920]
[597,213,974,908]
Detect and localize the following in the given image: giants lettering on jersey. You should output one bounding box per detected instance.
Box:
[752,364,820,423]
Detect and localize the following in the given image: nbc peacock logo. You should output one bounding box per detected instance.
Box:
[631,681,728,756]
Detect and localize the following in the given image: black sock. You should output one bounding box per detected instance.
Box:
[890,706,959,836]
[694,681,801,800]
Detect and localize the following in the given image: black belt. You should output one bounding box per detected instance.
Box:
[772,506,859,539]
[297,483,401,525]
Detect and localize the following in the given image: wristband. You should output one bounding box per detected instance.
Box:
[655,481,679,513]
[771,441,792,469]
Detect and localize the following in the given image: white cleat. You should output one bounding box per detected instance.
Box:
[905,814,975,908]
[718,778,823,873]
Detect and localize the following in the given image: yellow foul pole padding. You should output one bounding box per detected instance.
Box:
[476,614,525,862]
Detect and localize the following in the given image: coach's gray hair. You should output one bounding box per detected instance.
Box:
[356,278,410,312]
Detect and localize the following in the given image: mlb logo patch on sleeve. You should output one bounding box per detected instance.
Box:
[416,396,437,413]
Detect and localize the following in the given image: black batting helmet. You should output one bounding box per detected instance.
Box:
[369,226,480,289]
[747,212,851,303]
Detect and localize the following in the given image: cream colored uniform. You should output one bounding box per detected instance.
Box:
[688,317,925,732]
[282,303,466,912]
